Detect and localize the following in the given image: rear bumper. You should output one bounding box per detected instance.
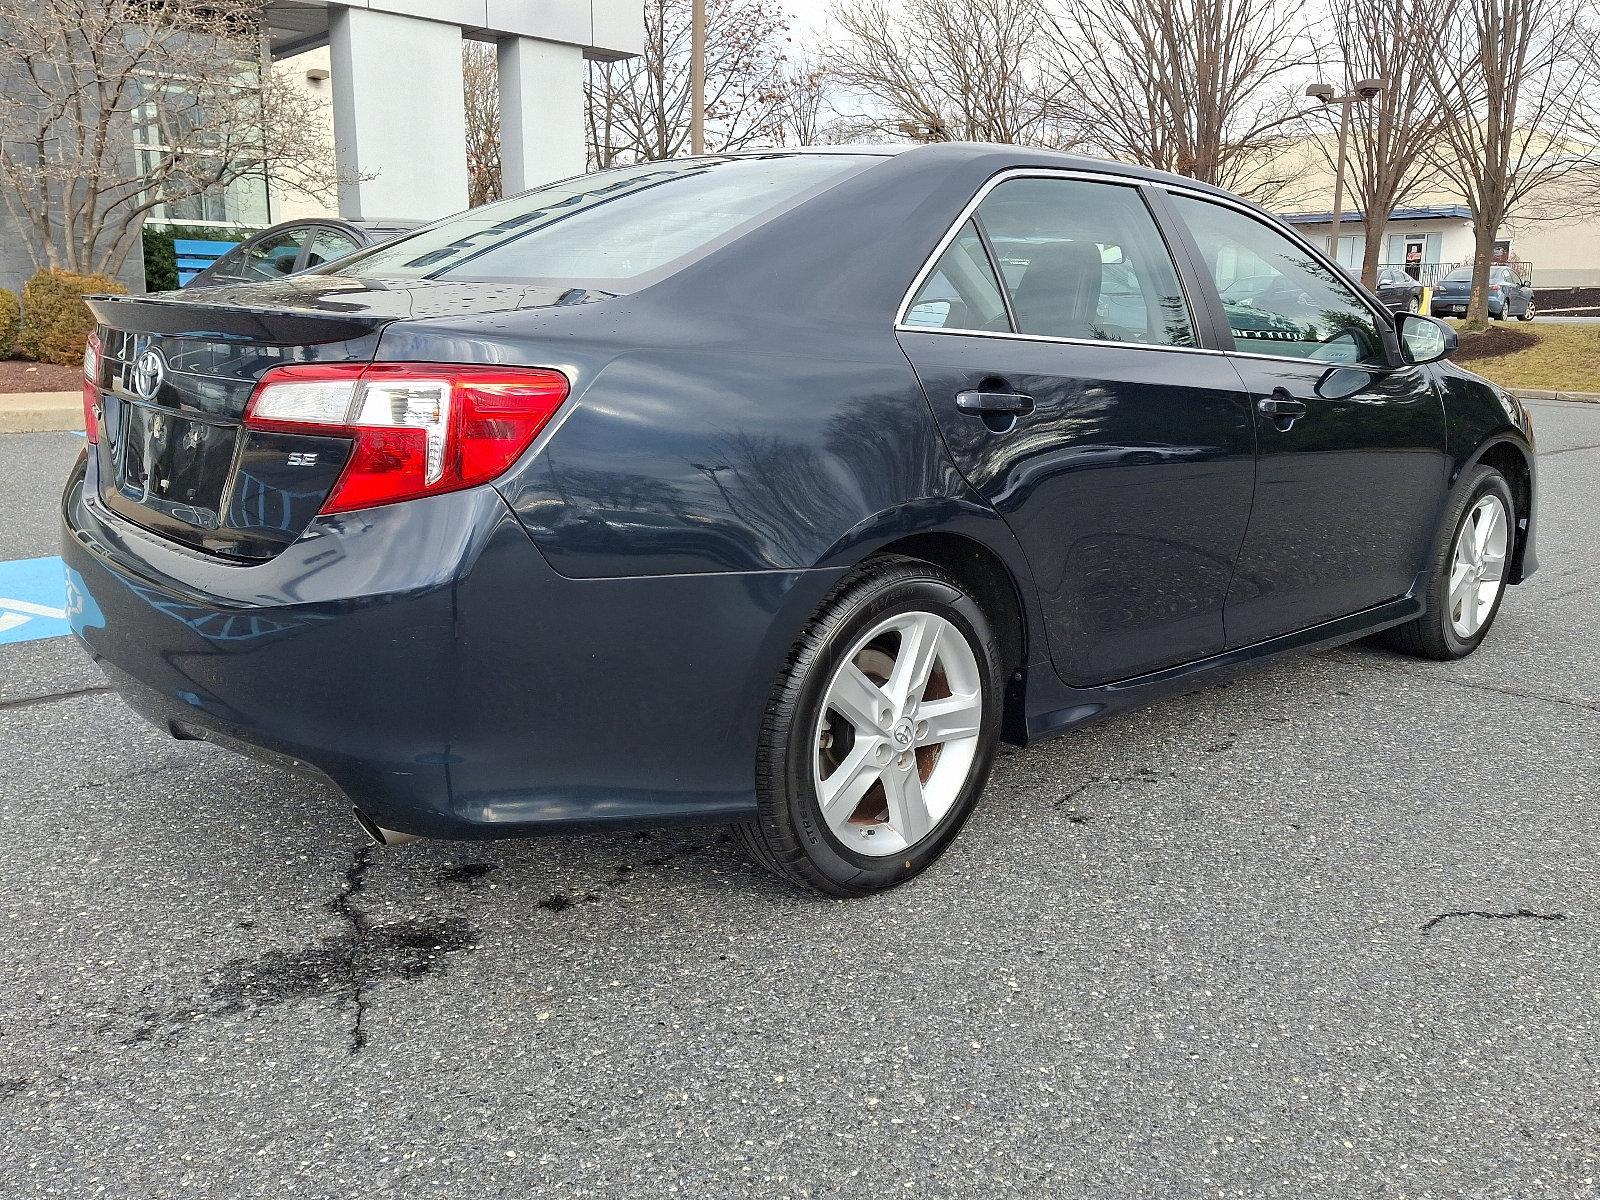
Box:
[63,454,843,839]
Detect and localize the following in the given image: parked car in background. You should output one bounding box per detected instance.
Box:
[1374,266,1424,313]
[183,218,421,288]
[1428,264,1536,321]
[68,145,1538,896]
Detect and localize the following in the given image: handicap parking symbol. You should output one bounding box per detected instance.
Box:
[0,556,73,645]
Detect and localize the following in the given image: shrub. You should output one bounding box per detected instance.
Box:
[142,223,257,292]
[0,288,19,358]
[18,269,126,365]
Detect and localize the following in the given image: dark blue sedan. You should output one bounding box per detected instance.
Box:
[66,146,1538,895]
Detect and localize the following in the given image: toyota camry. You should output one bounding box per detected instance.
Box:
[64,144,1537,896]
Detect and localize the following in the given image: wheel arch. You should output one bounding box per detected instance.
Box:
[1461,435,1536,584]
[836,525,1039,745]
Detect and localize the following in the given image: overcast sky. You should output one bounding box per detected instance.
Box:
[782,0,836,41]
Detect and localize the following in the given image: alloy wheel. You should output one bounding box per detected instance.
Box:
[812,610,983,857]
[1449,494,1509,639]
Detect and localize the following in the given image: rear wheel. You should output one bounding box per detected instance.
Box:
[1406,296,1420,314]
[1384,465,1514,660]
[736,558,1002,896]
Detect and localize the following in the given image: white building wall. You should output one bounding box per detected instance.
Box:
[268,46,339,223]
[498,37,586,192]
[329,7,470,220]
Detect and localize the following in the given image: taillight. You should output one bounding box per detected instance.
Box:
[246,362,568,513]
[1489,284,1502,294]
[81,332,100,443]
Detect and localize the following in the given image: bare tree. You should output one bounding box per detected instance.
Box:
[0,0,340,277]
[586,0,792,166]
[827,0,1071,146]
[463,41,501,206]
[1311,0,1450,285]
[770,50,831,147]
[1046,0,1312,200]
[1429,0,1600,328]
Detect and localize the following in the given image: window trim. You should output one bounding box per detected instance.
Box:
[894,167,1214,357]
[895,165,1403,368]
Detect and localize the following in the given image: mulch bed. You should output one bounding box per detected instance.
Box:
[1451,327,1539,363]
[0,358,81,393]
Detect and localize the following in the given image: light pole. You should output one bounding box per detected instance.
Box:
[691,0,706,155]
[1305,79,1385,266]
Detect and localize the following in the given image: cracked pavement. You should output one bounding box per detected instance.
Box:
[1,400,1597,1198]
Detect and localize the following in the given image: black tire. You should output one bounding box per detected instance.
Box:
[1407,296,1420,314]
[1518,303,1535,322]
[1383,464,1515,660]
[735,556,1003,897]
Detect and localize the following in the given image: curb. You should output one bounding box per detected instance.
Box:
[0,391,83,434]
[1508,388,1600,404]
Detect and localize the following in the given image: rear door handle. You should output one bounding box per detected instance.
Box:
[955,390,1034,416]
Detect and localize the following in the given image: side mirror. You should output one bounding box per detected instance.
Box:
[1396,311,1455,364]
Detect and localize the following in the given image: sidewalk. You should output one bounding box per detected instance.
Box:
[0,391,82,434]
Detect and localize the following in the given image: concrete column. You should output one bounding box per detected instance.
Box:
[329,8,469,220]
[497,36,587,194]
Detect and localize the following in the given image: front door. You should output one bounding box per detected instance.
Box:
[1164,194,1449,647]
[896,176,1256,687]
[1404,238,1425,280]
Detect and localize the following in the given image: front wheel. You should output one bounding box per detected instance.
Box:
[736,558,1002,896]
[1407,296,1420,314]
[1518,302,1535,322]
[1384,464,1515,660]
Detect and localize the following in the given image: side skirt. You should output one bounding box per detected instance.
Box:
[1020,594,1425,744]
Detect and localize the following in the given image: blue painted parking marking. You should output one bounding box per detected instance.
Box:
[0,556,71,644]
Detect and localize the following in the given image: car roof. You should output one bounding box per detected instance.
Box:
[702,142,1243,203]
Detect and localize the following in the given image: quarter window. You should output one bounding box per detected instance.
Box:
[1172,196,1385,365]
[904,221,1011,332]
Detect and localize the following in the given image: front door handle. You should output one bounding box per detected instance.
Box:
[1258,390,1308,429]
[1257,392,1308,419]
[956,390,1035,416]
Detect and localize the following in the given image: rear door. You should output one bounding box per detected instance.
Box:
[1161,192,1448,646]
[896,174,1257,687]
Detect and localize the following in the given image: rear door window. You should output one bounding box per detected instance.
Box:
[302,226,363,270]
[229,229,311,282]
[1171,195,1385,365]
[974,178,1194,347]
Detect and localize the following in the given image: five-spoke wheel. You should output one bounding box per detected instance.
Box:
[814,611,983,857]
[1448,493,1508,639]
[737,558,1001,896]
[1386,463,1516,660]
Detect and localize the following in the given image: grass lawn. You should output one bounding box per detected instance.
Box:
[1445,320,1600,394]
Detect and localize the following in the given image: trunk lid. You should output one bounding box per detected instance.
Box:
[84,277,580,560]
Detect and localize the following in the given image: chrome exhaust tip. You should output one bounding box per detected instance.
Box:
[353,809,422,846]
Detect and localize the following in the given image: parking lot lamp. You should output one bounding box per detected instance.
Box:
[1306,79,1385,264]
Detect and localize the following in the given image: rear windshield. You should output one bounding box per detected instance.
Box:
[329,154,870,289]
[1442,267,1473,281]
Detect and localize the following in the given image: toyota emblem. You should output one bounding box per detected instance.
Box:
[132,348,166,400]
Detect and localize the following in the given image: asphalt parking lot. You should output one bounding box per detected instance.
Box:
[2,403,1597,1199]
